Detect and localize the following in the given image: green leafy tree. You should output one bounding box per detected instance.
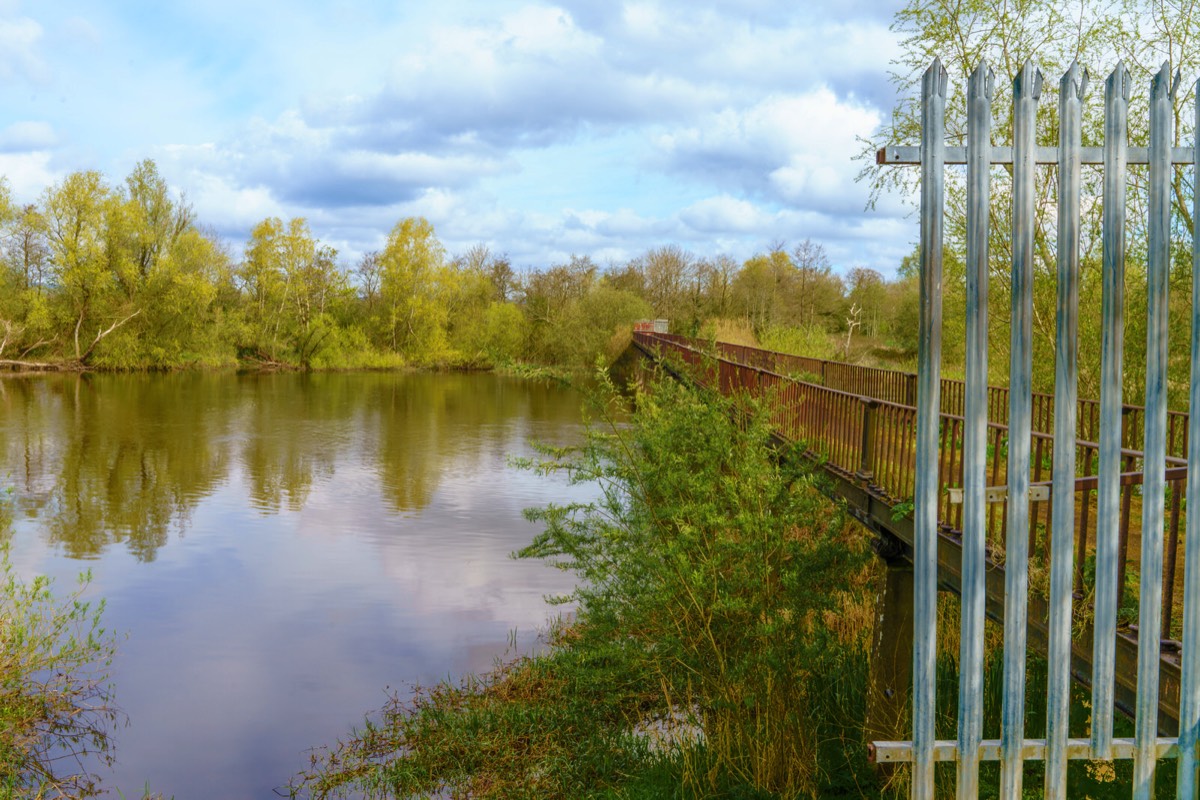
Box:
[377,217,448,360]
[696,254,739,320]
[521,256,598,363]
[42,170,142,364]
[791,238,844,330]
[845,266,888,338]
[237,217,346,366]
[732,245,843,333]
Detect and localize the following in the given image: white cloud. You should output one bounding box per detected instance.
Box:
[0,1,915,275]
[679,195,769,233]
[0,151,59,200]
[657,89,881,214]
[0,15,45,83]
[0,121,59,152]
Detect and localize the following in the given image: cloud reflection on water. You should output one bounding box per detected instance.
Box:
[0,371,591,798]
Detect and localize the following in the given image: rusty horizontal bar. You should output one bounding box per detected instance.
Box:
[877,145,1195,165]
[1068,465,1189,491]
[869,737,1181,763]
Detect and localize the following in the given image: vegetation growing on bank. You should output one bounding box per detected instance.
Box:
[287,371,881,799]
[0,497,122,798]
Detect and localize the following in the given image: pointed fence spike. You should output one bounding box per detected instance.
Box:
[911,51,946,800]
[958,55,992,800]
[1177,70,1200,800]
[1000,57,1040,800]
[1046,53,1084,800]
[1092,52,1130,763]
[1133,58,1174,800]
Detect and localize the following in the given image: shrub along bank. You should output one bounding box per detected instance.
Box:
[0,534,121,798]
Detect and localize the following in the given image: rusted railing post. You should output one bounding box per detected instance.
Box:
[859,399,879,489]
[867,543,914,766]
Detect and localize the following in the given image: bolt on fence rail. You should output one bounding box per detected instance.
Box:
[877,57,1200,800]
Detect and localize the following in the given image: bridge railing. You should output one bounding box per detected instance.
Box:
[680,333,1192,461]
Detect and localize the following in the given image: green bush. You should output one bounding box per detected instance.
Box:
[519,371,874,796]
[0,539,121,799]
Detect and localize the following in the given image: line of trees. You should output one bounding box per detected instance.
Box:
[0,160,918,371]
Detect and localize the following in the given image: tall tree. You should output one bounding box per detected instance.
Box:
[845,266,888,338]
[42,171,141,363]
[791,239,843,330]
[377,217,448,358]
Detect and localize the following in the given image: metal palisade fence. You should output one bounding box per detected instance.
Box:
[875,58,1200,799]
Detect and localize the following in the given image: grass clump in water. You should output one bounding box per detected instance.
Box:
[289,370,880,799]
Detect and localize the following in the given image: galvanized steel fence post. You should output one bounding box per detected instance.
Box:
[1178,75,1200,799]
[874,57,1200,799]
[1092,60,1129,762]
[1000,60,1040,800]
[956,59,991,800]
[911,58,946,800]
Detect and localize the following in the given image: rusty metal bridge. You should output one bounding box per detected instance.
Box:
[631,330,1190,741]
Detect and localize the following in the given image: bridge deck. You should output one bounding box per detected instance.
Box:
[632,331,1187,732]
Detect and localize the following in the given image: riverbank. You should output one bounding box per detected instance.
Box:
[0,354,582,382]
[287,371,884,799]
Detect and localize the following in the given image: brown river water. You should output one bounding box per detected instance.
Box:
[0,371,590,799]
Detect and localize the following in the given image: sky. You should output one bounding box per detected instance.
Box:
[0,0,917,277]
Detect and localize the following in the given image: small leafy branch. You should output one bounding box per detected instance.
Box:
[0,542,123,799]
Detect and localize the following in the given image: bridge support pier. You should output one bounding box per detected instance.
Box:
[866,546,914,763]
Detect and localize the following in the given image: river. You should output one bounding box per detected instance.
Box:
[0,371,589,799]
